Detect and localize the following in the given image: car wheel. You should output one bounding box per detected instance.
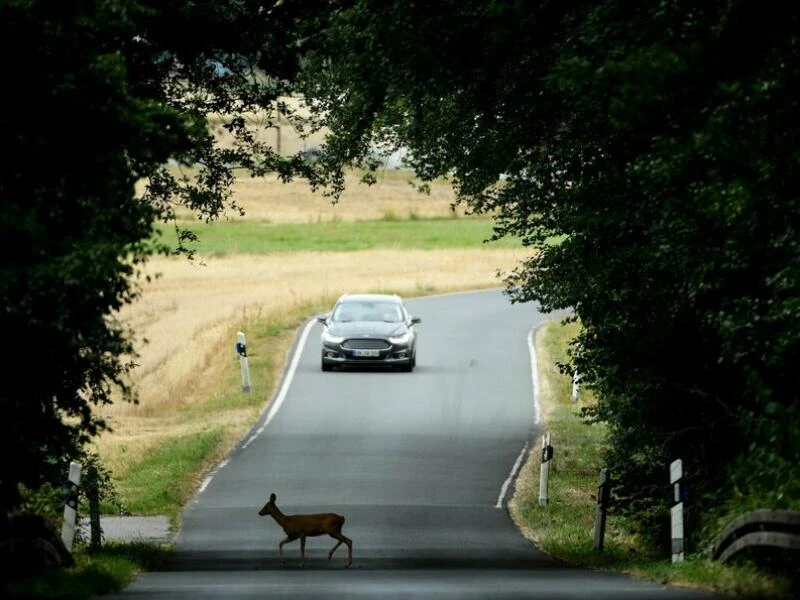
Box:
[321,361,333,372]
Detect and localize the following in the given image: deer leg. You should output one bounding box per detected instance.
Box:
[344,536,353,568]
[329,532,353,567]
[278,535,296,565]
[299,535,306,567]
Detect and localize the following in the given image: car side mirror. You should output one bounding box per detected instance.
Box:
[410,316,421,325]
[317,315,328,325]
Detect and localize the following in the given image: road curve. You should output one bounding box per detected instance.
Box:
[105,289,717,599]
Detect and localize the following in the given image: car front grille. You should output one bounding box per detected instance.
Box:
[342,339,391,350]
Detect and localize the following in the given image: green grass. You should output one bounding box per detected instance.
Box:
[7,542,172,600]
[182,316,294,419]
[522,319,796,599]
[160,217,517,255]
[109,430,224,518]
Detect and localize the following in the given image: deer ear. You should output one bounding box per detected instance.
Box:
[270,493,276,502]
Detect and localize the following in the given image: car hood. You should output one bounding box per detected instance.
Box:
[328,321,408,338]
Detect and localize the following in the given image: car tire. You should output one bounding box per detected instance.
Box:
[321,361,333,372]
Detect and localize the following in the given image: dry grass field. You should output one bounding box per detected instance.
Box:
[208,170,473,223]
[92,169,529,489]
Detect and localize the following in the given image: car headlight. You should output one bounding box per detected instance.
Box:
[389,331,411,344]
[321,329,344,344]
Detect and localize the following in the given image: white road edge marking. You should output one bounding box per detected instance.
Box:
[199,295,545,504]
[241,316,317,450]
[495,325,541,508]
[197,459,229,495]
[195,293,498,497]
[196,318,316,499]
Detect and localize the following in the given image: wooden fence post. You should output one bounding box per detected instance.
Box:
[86,463,102,550]
[594,468,611,552]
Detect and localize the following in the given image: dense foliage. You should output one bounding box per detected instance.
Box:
[296,0,800,548]
[0,0,318,519]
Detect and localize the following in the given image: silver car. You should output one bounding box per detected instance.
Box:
[317,293,421,372]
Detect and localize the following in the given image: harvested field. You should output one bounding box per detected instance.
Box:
[93,171,528,492]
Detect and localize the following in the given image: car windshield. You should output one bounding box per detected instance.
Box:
[333,301,403,323]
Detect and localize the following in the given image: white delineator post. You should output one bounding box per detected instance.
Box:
[538,432,553,506]
[571,369,580,402]
[670,458,685,563]
[61,461,82,551]
[236,331,252,392]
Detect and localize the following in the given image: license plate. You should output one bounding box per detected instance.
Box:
[353,349,380,357]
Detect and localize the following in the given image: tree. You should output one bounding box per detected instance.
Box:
[0,0,320,519]
[297,0,800,545]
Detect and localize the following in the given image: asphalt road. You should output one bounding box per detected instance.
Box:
[105,289,718,599]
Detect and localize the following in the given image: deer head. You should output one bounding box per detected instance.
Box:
[258,492,277,516]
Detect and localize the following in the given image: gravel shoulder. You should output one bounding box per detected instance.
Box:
[79,516,172,545]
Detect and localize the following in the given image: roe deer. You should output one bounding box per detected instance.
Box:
[258,493,353,567]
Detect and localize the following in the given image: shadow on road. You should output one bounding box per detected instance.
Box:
[161,549,569,572]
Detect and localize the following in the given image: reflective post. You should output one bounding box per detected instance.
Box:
[538,432,553,506]
[236,331,252,392]
[571,369,580,402]
[670,459,685,562]
[61,461,82,551]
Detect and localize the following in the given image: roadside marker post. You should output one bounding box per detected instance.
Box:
[236,331,252,392]
[61,461,82,551]
[670,459,686,563]
[572,370,580,402]
[538,432,554,506]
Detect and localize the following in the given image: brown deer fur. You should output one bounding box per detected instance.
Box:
[258,493,353,567]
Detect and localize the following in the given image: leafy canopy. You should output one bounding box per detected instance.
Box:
[0,0,322,518]
[297,0,800,544]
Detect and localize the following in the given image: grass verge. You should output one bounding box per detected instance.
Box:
[510,318,795,599]
[108,430,225,517]
[7,542,172,600]
[105,298,338,519]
